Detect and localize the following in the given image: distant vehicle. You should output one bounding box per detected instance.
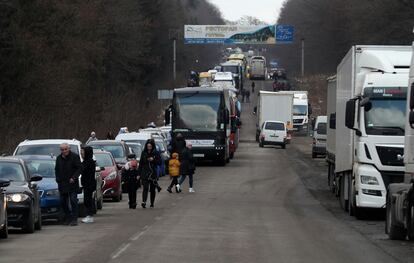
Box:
[214,66,222,72]
[199,72,213,86]
[227,53,247,71]
[385,44,414,240]
[115,132,153,148]
[0,179,10,238]
[19,155,61,221]
[312,116,327,158]
[87,140,131,169]
[213,72,235,88]
[154,138,170,177]
[208,69,218,80]
[278,91,311,133]
[171,86,231,165]
[94,150,122,202]
[220,61,243,90]
[125,142,142,160]
[332,46,410,218]
[259,121,287,149]
[256,91,293,143]
[250,56,267,80]
[187,71,199,87]
[273,79,290,91]
[247,50,254,57]
[0,157,42,233]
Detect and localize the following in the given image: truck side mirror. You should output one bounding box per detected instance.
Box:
[329,113,336,129]
[409,111,414,128]
[345,99,356,129]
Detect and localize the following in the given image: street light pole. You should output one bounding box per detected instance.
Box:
[173,38,176,83]
[301,38,305,77]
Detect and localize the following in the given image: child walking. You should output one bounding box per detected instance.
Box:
[167,153,181,193]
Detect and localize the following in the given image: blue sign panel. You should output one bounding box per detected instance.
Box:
[276,25,294,44]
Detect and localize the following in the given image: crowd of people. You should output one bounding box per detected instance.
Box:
[54,133,196,225]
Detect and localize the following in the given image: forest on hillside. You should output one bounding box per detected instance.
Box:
[0,0,223,152]
[273,0,414,75]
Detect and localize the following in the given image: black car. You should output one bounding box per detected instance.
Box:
[0,179,10,238]
[0,157,42,233]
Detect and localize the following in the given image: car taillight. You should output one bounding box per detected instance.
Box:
[312,138,316,145]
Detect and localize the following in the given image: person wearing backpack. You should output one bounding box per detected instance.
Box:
[167,153,180,193]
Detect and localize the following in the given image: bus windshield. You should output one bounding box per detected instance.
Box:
[174,92,222,132]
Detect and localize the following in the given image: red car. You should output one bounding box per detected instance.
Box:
[94,151,122,202]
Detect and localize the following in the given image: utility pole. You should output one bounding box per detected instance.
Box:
[173,37,176,83]
[301,38,305,77]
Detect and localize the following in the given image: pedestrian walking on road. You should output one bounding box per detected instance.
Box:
[106,131,115,140]
[86,131,98,144]
[246,90,250,103]
[122,159,140,209]
[138,140,161,208]
[80,146,97,223]
[167,153,181,193]
[251,82,255,93]
[177,142,196,193]
[55,143,81,226]
[241,89,246,103]
[172,133,186,156]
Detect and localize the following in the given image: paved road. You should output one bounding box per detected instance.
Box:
[1,81,413,263]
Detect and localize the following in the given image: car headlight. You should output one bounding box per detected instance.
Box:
[360,175,379,185]
[105,172,117,181]
[7,193,30,202]
[45,189,60,197]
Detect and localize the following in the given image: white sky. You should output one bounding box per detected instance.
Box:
[208,0,285,24]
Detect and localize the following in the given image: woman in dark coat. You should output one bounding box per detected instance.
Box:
[138,140,161,208]
[80,146,97,223]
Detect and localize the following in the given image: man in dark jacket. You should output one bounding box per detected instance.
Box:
[177,142,196,193]
[172,133,186,155]
[55,143,81,226]
[80,146,96,223]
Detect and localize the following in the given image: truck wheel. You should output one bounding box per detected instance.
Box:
[339,175,349,212]
[407,198,414,240]
[328,164,335,194]
[0,210,8,239]
[386,192,406,240]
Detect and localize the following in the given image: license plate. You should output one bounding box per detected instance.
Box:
[194,154,205,158]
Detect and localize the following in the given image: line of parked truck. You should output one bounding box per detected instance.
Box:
[321,43,414,240]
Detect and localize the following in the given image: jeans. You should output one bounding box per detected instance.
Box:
[142,180,156,205]
[83,189,94,216]
[179,174,193,188]
[60,191,78,222]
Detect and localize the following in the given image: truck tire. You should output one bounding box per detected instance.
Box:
[407,195,414,241]
[339,175,349,212]
[328,164,335,194]
[386,192,406,240]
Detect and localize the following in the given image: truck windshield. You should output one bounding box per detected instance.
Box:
[293,105,307,116]
[174,93,222,132]
[365,99,406,136]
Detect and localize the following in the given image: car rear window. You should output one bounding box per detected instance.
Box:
[317,123,327,135]
[265,122,285,131]
[90,145,125,159]
[95,153,114,167]
[15,144,79,156]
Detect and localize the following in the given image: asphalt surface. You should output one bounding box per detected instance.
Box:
[1,80,414,263]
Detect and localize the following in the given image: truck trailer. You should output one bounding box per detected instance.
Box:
[334,46,411,219]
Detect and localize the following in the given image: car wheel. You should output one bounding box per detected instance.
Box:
[35,206,42,230]
[23,206,35,234]
[92,196,98,214]
[113,194,121,202]
[282,144,286,149]
[0,210,8,239]
[386,191,406,240]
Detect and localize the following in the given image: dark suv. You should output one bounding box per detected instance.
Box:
[0,157,42,233]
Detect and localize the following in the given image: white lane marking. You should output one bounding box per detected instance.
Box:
[111,243,131,259]
[130,225,150,241]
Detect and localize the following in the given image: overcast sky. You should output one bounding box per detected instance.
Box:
[208,0,285,24]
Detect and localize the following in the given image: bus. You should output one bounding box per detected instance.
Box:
[171,87,231,165]
[250,56,267,80]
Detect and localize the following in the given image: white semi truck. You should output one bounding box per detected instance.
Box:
[255,91,293,142]
[326,76,337,193]
[335,46,411,219]
[385,43,414,240]
[278,91,310,132]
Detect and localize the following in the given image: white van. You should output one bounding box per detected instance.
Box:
[312,116,327,158]
[259,121,287,149]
